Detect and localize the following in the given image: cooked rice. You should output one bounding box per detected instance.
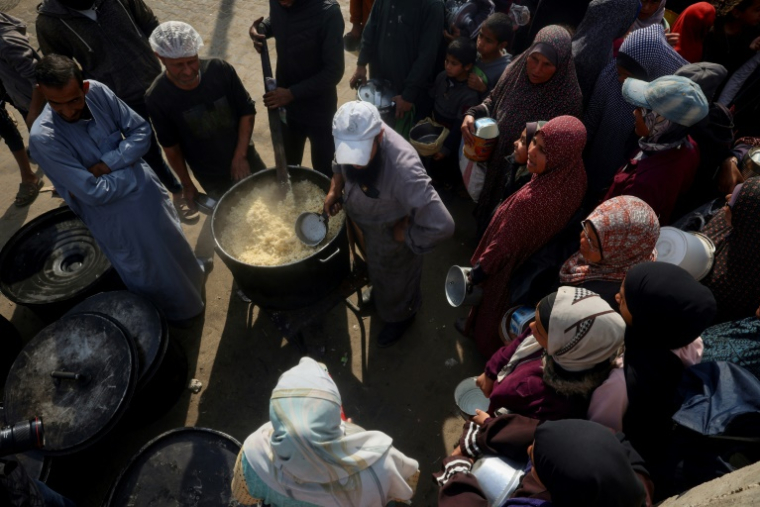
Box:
[219,180,344,266]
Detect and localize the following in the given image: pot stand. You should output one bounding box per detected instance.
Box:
[254,264,369,356]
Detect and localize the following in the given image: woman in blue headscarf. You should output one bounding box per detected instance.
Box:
[232,357,420,507]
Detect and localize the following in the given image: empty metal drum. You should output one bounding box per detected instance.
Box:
[0,207,121,321]
[104,427,241,506]
[4,313,138,455]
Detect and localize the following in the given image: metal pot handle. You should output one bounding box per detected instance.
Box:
[319,248,340,263]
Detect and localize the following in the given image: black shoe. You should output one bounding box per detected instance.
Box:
[377,314,416,348]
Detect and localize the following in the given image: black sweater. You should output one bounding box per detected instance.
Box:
[260,0,344,126]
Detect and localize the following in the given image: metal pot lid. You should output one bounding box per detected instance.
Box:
[0,207,112,305]
[64,291,168,390]
[4,313,138,456]
[105,427,241,506]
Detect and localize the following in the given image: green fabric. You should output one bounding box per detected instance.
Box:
[472,66,488,87]
[394,105,416,139]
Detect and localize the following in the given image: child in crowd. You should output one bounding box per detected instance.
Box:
[470,13,514,94]
[429,37,481,185]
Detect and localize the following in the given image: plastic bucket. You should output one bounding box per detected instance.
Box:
[445,265,483,307]
[464,118,499,162]
[656,227,715,281]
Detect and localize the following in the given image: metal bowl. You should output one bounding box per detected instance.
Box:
[471,455,526,507]
[455,377,489,418]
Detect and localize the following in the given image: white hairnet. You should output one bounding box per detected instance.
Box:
[149,21,204,59]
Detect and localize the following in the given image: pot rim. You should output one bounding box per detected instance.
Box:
[210,166,346,269]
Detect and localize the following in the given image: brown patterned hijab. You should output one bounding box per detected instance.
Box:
[701,178,760,323]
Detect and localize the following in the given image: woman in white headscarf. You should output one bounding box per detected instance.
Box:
[231,357,420,507]
[631,0,667,31]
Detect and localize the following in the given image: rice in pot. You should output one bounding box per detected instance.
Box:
[219,180,344,266]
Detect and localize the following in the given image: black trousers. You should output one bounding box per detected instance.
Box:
[282,117,335,177]
[130,101,182,194]
[0,102,24,153]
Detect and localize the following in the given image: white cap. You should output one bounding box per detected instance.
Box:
[332,101,383,166]
[149,21,204,59]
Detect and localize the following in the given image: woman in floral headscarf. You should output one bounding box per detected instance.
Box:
[462,116,587,358]
[463,25,583,239]
[560,196,659,310]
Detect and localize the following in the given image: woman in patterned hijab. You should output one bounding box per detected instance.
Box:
[560,196,659,310]
[465,116,587,358]
[465,25,583,239]
[701,179,760,323]
[584,24,688,199]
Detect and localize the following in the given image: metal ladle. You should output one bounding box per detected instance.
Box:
[295,196,342,247]
[295,210,330,247]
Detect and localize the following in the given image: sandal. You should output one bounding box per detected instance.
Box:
[175,198,200,223]
[15,178,43,207]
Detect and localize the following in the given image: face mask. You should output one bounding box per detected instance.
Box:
[59,0,96,10]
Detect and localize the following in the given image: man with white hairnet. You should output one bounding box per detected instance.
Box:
[324,101,455,347]
[146,21,266,201]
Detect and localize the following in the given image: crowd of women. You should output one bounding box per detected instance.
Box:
[229,1,760,506]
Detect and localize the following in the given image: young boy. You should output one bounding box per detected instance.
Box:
[431,37,480,162]
[470,13,514,94]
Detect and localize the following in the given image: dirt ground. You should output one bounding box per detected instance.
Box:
[0,0,488,505]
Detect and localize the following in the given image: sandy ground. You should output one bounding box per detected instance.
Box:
[0,0,489,505]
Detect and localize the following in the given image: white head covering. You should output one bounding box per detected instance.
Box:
[548,287,626,372]
[630,0,667,31]
[243,357,419,506]
[149,21,204,59]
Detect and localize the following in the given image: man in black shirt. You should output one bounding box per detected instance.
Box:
[249,0,344,177]
[145,21,266,202]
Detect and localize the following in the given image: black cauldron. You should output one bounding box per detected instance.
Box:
[0,207,122,321]
[211,166,350,311]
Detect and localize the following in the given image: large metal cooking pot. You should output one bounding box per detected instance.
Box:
[0,206,122,321]
[211,166,350,311]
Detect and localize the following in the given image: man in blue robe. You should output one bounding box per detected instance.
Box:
[29,54,204,322]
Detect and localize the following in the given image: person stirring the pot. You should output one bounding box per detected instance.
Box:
[324,101,455,348]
